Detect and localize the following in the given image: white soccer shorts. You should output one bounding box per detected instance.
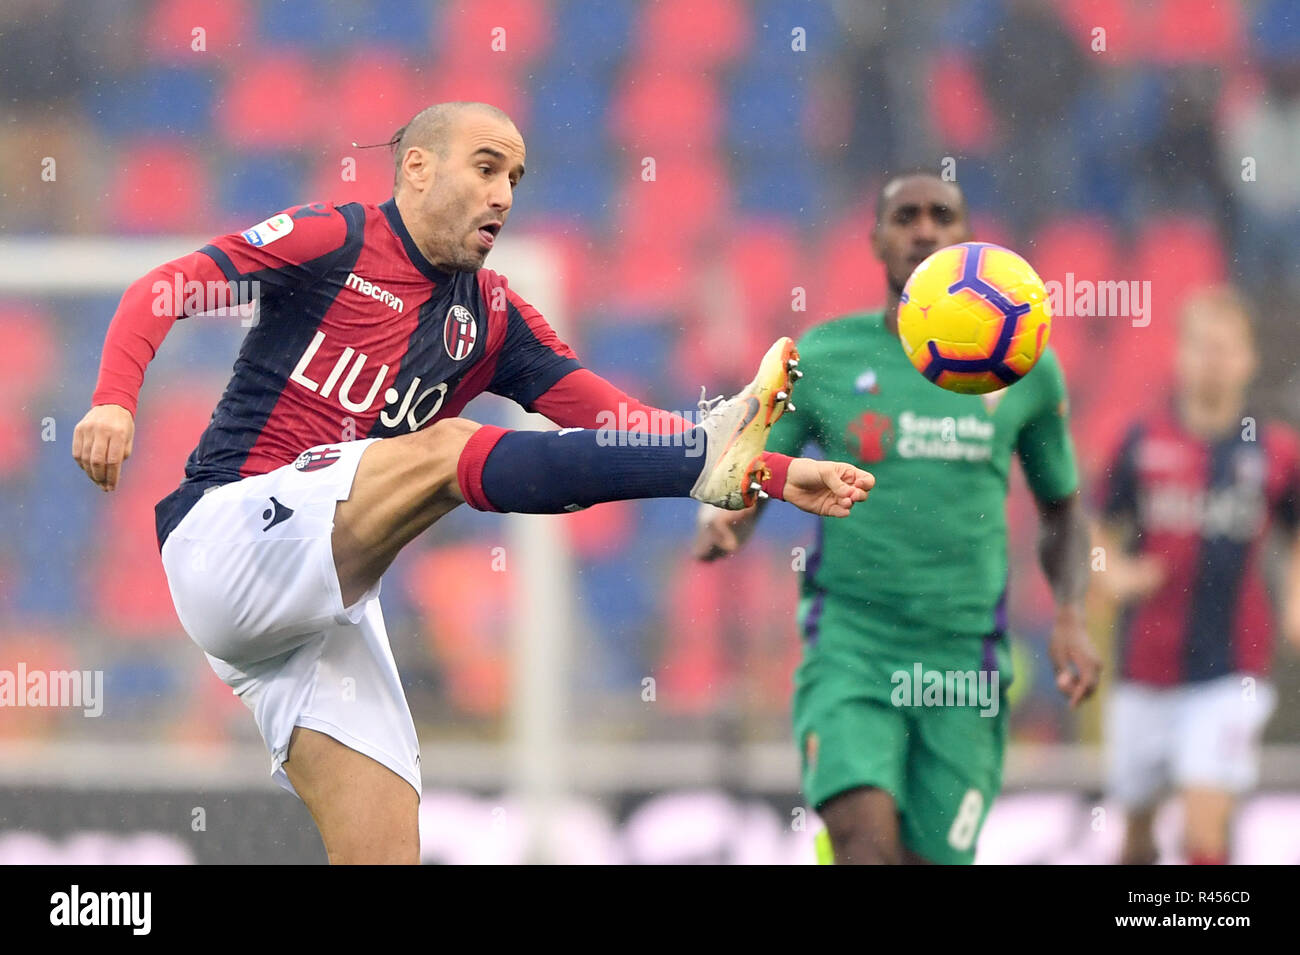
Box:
[1105,673,1276,808]
[160,438,422,798]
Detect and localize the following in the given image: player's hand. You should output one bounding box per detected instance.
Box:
[72,403,135,492]
[694,507,754,561]
[1048,606,1102,708]
[1101,553,1165,602]
[785,458,874,518]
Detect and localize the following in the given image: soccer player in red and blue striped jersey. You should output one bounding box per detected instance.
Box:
[72,102,875,863]
[1097,284,1300,865]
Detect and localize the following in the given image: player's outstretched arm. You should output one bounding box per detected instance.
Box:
[693,459,875,561]
[72,403,134,492]
[783,457,874,518]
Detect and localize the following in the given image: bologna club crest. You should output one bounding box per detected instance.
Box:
[295,447,342,472]
[444,305,478,360]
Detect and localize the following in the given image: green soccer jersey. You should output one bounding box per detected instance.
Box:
[768,310,1079,638]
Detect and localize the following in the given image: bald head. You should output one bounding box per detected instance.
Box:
[389,101,526,273]
[392,102,518,190]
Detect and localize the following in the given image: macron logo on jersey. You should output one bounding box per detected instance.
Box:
[345,272,404,313]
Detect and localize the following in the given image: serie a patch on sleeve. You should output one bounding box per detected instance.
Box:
[241,212,295,247]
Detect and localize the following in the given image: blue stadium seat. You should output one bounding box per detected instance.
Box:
[734,160,818,219]
[104,657,178,715]
[727,63,808,156]
[83,66,216,139]
[11,441,96,617]
[1254,0,1300,61]
[1069,70,1165,218]
[939,0,1005,51]
[578,318,677,397]
[258,0,335,47]
[576,550,656,688]
[514,152,614,224]
[218,153,312,222]
[550,0,634,71]
[528,61,612,156]
[749,0,841,62]
[261,0,431,50]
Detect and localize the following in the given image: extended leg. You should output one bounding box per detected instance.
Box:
[282,726,420,865]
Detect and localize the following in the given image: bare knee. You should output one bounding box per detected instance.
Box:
[821,787,905,865]
[413,416,483,500]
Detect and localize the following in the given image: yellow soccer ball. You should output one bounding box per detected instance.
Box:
[897,242,1052,394]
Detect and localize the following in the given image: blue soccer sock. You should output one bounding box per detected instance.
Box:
[457,425,708,513]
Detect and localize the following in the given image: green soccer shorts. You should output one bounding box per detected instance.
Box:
[792,593,1011,865]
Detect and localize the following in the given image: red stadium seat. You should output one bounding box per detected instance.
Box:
[806,213,889,325]
[110,142,209,232]
[144,0,249,63]
[0,409,33,478]
[727,219,802,322]
[1133,215,1226,339]
[328,49,440,151]
[168,657,248,745]
[436,0,554,66]
[614,150,731,247]
[0,305,58,401]
[417,66,532,132]
[634,0,751,69]
[215,53,320,149]
[611,68,722,153]
[1144,0,1243,64]
[91,385,218,638]
[658,552,800,714]
[605,232,692,311]
[1059,0,1139,60]
[928,53,995,152]
[564,499,634,558]
[0,633,75,739]
[404,544,510,717]
[1027,216,1121,389]
[308,151,395,207]
[670,220,803,386]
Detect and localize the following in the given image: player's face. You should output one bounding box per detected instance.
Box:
[872,177,971,296]
[1177,307,1257,404]
[416,113,526,272]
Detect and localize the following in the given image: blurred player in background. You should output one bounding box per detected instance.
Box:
[70,101,874,864]
[1096,285,1300,865]
[694,171,1101,864]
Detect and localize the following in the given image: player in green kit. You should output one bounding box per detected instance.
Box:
[693,172,1101,864]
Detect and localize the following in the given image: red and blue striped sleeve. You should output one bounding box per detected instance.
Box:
[199,202,352,289]
[90,202,352,415]
[479,271,582,410]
